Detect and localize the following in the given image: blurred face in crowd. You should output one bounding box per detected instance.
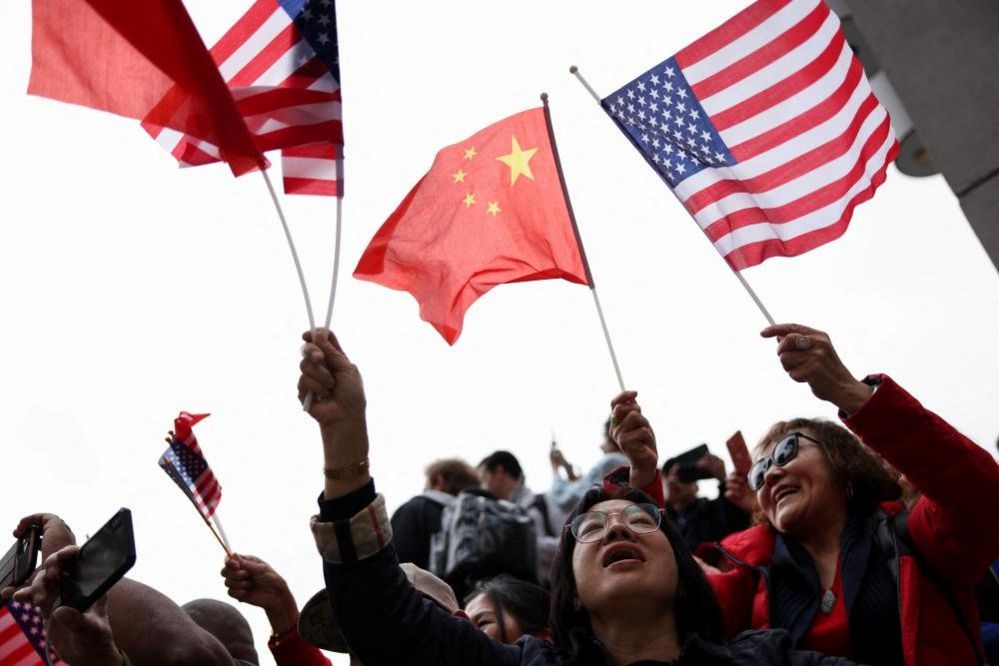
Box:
[478,465,516,501]
[754,428,846,538]
[663,465,698,509]
[572,500,677,617]
[465,593,524,644]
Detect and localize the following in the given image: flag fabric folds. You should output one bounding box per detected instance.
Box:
[601,0,898,270]
[354,107,591,344]
[145,0,344,196]
[28,0,267,177]
[158,412,222,520]
[0,600,59,665]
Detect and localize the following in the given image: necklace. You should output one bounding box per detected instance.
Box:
[820,589,837,614]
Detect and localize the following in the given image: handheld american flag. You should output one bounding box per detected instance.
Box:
[158,412,222,520]
[601,0,898,270]
[0,600,60,665]
[146,0,344,196]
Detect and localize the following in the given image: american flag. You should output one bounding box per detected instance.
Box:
[145,0,343,196]
[158,412,221,519]
[0,600,59,665]
[602,0,898,270]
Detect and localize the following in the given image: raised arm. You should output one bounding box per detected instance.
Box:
[298,329,531,666]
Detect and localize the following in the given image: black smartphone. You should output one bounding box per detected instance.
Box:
[0,524,42,593]
[59,508,136,612]
[674,444,713,483]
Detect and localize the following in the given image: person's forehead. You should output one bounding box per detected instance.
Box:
[589,499,635,513]
[464,593,495,616]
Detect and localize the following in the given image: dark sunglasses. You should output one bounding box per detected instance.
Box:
[748,432,822,491]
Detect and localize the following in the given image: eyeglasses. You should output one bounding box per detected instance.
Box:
[569,503,662,543]
[748,432,822,491]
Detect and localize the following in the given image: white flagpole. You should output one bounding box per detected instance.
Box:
[541,93,627,393]
[261,169,316,330]
[210,513,233,554]
[570,66,776,327]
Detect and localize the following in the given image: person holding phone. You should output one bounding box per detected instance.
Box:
[657,444,753,551]
[8,512,235,666]
[612,323,999,666]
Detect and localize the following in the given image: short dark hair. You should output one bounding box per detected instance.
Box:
[464,574,550,643]
[479,450,523,481]
[550,487,724,663]
[424,458,480,496]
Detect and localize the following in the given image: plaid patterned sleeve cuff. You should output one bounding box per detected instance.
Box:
[311,493,393,565]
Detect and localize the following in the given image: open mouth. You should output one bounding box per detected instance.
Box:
[602,544,645,568]
[772,485,800,506]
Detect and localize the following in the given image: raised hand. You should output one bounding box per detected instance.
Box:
[610,391,659,489]
[14,545,122,666]
[723,472,756,514]
[2,513,77,600]
[760,323,872,414]
[222,554,300,635]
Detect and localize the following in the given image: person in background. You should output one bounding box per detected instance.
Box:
[220,553,332,666]
[478,450,559,584]
[6,512,234,666]
[548,417,627,521]
[182,599,259,665]
[295,327,859,666]
[614,323,999,665]
[390,458,480,569]
[296,562,470,666]
[464,574,552,645]
[660,449,752,550]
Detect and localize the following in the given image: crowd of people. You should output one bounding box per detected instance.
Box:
[3,322,998,665]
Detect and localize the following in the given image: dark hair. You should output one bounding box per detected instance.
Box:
[756,418,901,524]
[550,487,724,663]
[479,450,523,481]
[464,574,550,642]
[424,458,480,495]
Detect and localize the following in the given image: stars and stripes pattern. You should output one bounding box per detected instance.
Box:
[158,413,221,519]
[603,0,897,270]
[145,0,343,196]
[0,600,59,666]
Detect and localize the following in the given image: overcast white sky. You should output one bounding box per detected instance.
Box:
[2,1,997,663]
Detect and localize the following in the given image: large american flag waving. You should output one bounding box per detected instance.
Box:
[145,0,343,196]
[603,0,897,269]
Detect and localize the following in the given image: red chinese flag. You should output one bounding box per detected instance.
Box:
[28,0,266,176]
[355,107,591,344]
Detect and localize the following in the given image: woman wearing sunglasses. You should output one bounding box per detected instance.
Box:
[297,329,859,665]
[614,323,999,666]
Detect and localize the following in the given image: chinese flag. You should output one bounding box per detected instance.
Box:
[355,107,591,344]
[28,0,266,176]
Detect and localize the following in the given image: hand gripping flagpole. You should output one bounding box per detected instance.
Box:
[569,66,775,327]
[541,93,626,393]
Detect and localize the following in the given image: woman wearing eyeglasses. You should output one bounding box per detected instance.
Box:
[297,329,859,666]
[614,323,999,666]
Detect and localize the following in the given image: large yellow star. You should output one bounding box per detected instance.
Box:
[463,192,476,208]
[496,136,538,186]
[452,169,467,183]
[486,201,501,217]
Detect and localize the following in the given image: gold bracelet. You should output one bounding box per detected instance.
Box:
[324,458,370,480]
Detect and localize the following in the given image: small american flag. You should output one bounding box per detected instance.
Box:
[158,412,221,519]
[146,0,343,196]
[0,600,59,665]
[602,0,898,270]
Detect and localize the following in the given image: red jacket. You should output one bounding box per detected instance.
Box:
[704,376,999,666]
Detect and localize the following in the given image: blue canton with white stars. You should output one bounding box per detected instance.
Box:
[6,599,52,658]
[168,440,209,486]
[279,0,340,82]
[602,57,733,187]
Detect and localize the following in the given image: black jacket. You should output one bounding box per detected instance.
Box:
[320,490,859,666]
[389,493,448,569]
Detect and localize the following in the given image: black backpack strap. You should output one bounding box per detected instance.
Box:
[891,511,987,665]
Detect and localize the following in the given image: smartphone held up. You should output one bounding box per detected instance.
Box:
[59,508,137,612]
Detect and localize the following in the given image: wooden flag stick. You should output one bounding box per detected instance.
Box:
[162,457,231,557]
[210,513,233,554]
[569,65,776,327]
[541,92,627,393]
